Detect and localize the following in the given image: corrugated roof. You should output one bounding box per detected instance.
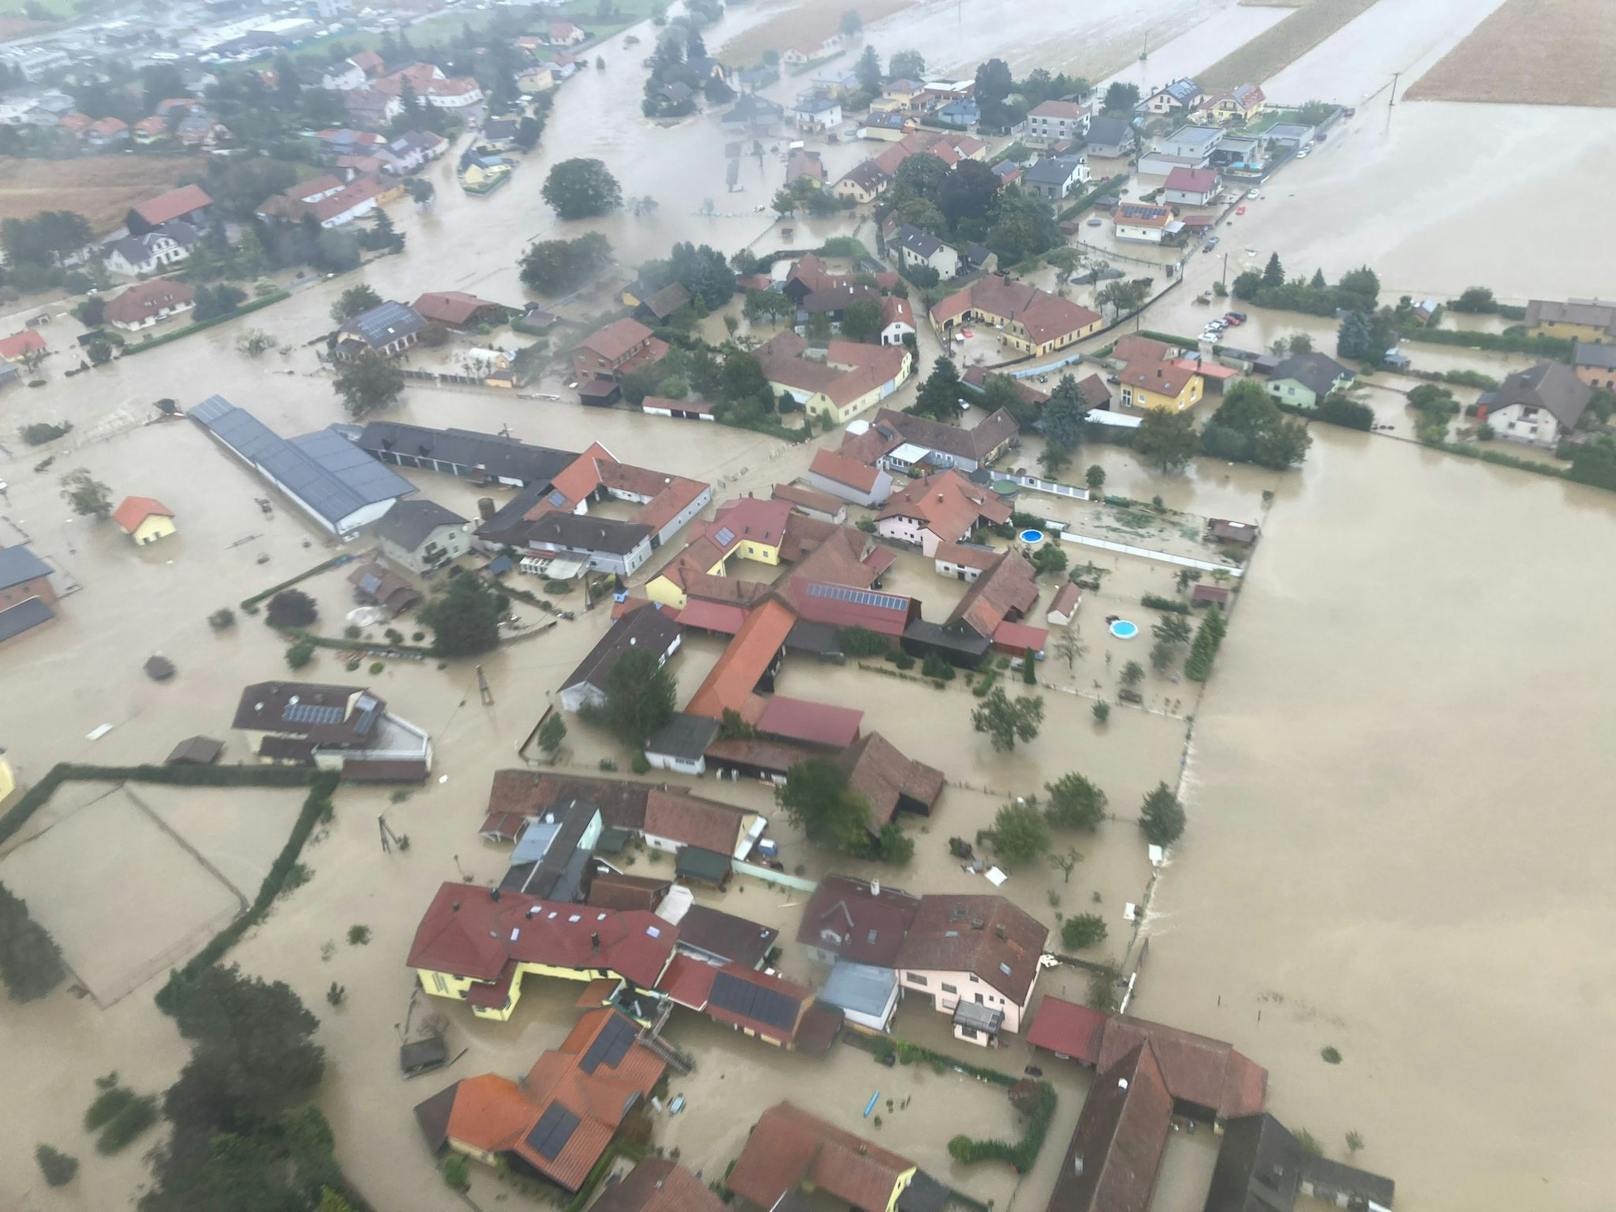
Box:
[0,544,52,591]
[0,595,54,642]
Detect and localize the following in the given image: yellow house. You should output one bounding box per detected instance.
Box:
[930,279,1103,359]
[1118,361,1205,412]
[112,496,176,545]
[1199,83,1265,124]
[765,341,914,426]
[517,65,555,94]
[1525,298,1616,342]
[407,882,676,1022]
[643,495,796,607]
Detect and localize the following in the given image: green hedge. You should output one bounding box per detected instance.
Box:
[299,632,434,657]
[120,290,291,357]
[1140,594,1190,614]
[1404,326,1573,360]
[156,771,333,1015]
[240,555,352,610]
[1136,328,1204,350]
[947,1080,1057,1173]
[1058,174,1129,222]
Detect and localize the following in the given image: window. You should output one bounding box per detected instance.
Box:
[959,1026,977,1039]
[907,973,927,987]
[432,973,448,994]
[941,983,957,995]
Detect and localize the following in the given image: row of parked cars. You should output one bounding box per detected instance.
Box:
[1200,311,1247,343]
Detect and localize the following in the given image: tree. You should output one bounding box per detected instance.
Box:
[519,233,612,294]
[1045,772,1106,831]
[986,186,1060,263]
[1150,613,1191,672]
[1231,270,1262,301]
[937,159,1002,233]
[1061,913,1107,950]
[589,647,676,745]
[1,210,92,266]
[1309,267,1327,289]
[1085,464,1106,494]
[285,636,316,670]
[1053,627,1085,673]
[1140,782,1185,846]
[333,350,404,419]
[1262,252,1285,289]
[537,713,567,762]
[1097,279,1148,315]
[193,283,246,322]
[420,574,507,657]
[36,1144,79,1187]
[1043,374,1089,457]
[264,589,317,630]
[1102,81,1138,113]
[74,296,106,327]
[840,9,863,35]
[639,242,736,308]
[442,1154,471,1192]
[890,49,925,80]
[988,799,1049,867]
[1134,408,1199,473]
[893,153,950,204]
[1200,379,1311,470]
[1048,846,1081,884]
[855,45,882,93]
[1337,265,1380,309]
[1450,286,1496,314]
[0,883,65,1001]
[720,350,769,404]
[1345,1131,1365,1158]
[1184,607,1227,682]
[1287,331,1314,354]
[970,688,1044,752]
[914,356,963,420]
[1120,660,1145,689]
[59,467,113,518]
[973,58,1014,127]
[840,298,882,343]
[1031,546,1068,578]
[542,157,622,219]
[331,286,382,328]
[776,757,872,852]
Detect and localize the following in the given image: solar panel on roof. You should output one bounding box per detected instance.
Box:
[525,1104,580,1160]
[283,702,344,725]
[713,526,735,546]
[806,582,907,611]
[709,970,800,1031]
[579,1013,636,1073]
[548,490,566,506]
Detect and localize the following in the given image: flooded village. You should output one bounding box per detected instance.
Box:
[1,0,1614,1210]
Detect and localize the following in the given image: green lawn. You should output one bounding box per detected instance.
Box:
[0,0,79,19]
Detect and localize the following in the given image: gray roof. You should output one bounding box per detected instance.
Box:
[352,420,577,485]
[893,223,948,259]
[340,300,426,349]
[1270,351,1349,398]
[106,220,199,266]
[1084,116,1132,148]
[797,94,839,113]
[0,544,52,591]
[561,604,681,694]
[646,711,720,760]
[528,511,651,556]
[1573,340,1616,370]
[190,396,414,527]
[1478,360,1593,429]
[819,960,897,1019]
[1025,156,1085,187]
[0,595,54,642]
[375,498,466,550]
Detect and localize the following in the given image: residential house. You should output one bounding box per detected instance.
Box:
[1117,360,1204,412]
[320,57,368,90]
[406,881,677,1019]
[591,1161,724,1212]
[797,876,922,968]
[831,159,890,204]
[632,283,692,325]
[1477,361,1594,448]
[727,1102,918,1212]
[863,113,918,141]
[1044,1039,1174,1212]
[345,88,403,129]
[390,129,449,171]
[1138,124,1222,175]
[413,291,510,330]
[336,301,426,358]
[933,540,1001,582]
[658,956,823,1047]
[189,396,415,538]
[1046,582,1082,627]
[257,174,384,228]
[878,79,926,112]
[890,223,960,279]
[1205,1114,1396,1212]
[961,243,996,274]
[375,62,484,109]
[0,544,57,647]
[1025,99,1088,146]
[722,92,785,133]
[1161,165,1219,206]
[757,334,912,425]
[558,604,682,713]
[781,32,845,66]
[1211,131,1268,172]
[83,116,128,150]
[990,159,1022,187]
[1022,155,1089,201]
[929,276,1102,357]
[868,406,1019,475]
[349,561,420,615]
[375,498,469,573]
[1113,202,1177,243]
[233,680,432,779]
[1572,340,1616,391]
[793,94,842,131]
[1525,298,1616,342]
[105,279,195,331]
[1264,351,1353,410]
[936,97,980,129]
[1196,83,1265,125]
[460,153,514,195]
[771,481,846,523]
[896,893,1049,1044]
[1082,115,1136,158]
[943,548,1044,658]
[806,448,894,507]
[570,318,669,393]
[1137,77,1203,116]
[786,149,826,186]
[643,712,721,776]
[126,184,213,235]
[412,1008,664,1186]
[847,297,904,352]
[111,496,176,545]
[103,220,199,277]
[132,116,168,145]
[876,469,1011,556]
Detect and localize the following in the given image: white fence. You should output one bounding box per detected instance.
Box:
[1011,473,1090,501]
[1059,531,1244,576]
[734,861,818,893]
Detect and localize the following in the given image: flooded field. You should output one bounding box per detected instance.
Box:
[1404,0,1616,107]
[0,155,197,231]
[1196,0,1383,91]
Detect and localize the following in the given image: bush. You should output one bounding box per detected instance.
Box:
[1316,392,1375,431]
[1140,594,1189,614]
[630,753,651,774]
[21,420,72,445]
[892,653,915,671]
[35,1144,78,1187]
[1321,1045,1342,1064]
[84,1081,137,1130]
[369,661,385,675]
[1092,701,1110,724]
[1061,914,1108,950]
[442,1153,471,1192]
[266,589,318,629]
[0,881,65,1002]
[208,608,236,630]
[286,637,317,669]
[95,1094,158,1154]
[347,925,370,946]
[840,626,890,658]
[920,652,954,681]
[947,1080,1056,1173]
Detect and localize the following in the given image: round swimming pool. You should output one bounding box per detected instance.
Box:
[1109,619,1139,639]
[1018,528,1045,544]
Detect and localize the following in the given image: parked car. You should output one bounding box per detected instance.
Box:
[1204,235,1219,250]
[1247,189,1261,199]
[1225,311,1247,324]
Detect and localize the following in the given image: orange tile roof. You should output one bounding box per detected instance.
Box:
[686,599,797,720]
[930,276,1100,348]
[130,183,213,226]
[728,1102,914,1212]
[1119,359,1198,397]
[810,448,881,493]
[111,496,174,533]
[878,469,1010,542]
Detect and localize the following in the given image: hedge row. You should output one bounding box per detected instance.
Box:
[1058,174,1129,222]
[156,771,333,1015]
[239,554,352,610]
[1140,594,1190,614]
[1403,326,1573,360]
[947,1080,1057,1173]
[120,290,291,358]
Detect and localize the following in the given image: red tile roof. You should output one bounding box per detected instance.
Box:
[643,788,745,855]
[930,277,1100,347]
[1097,1015,1268,1120]
[711,496,794,550]
[1164,166,1218,194]
[840,732,944,825]
[993,619,1048,654]
[131,183,213,227]
[879,469,1010,543]
[413,290,505,326]
[580,317,655,362]
[728,1102,915,1212]
[1025,995,1108,1064]
[796,876,921,966]
[1044,1041,1173,1212]
[771,482,843,517]
[592,1159,724,1212]
[406,882,676,988]
[934,540,1001,572]
[810,448,882,493]
[950,549,1038,638]
[104,279,195,325]
[0,330,46,360]
[675,598,747,635]
[1119,359,1198,398]
[111,496,174,533]
[755,694,863,748]
[686,599,797,720]
[898,894,1048,1004]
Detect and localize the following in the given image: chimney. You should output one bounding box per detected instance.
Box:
[591,930,600,951]
[489,887,501,902]
[870,879,880,897]
[1117,1078,1130,1090]
[451,901,460,912]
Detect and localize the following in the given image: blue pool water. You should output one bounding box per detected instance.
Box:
[1109,619,1139,639]
[1019,528,1045,543]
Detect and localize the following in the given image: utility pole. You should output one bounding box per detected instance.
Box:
[1221,251,1228,292]
[1384,71,1400,134]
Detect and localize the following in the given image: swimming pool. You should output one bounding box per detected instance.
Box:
[1019,528,1045,544]
[1109,619,1139,639]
